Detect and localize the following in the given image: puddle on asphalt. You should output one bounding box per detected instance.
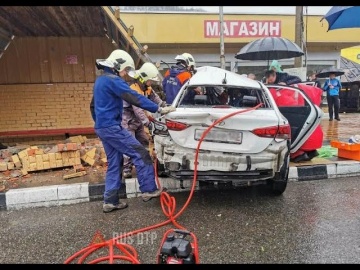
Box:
[321,113,360,142]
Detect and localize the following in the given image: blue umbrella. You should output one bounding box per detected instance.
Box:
[321,6,360,31]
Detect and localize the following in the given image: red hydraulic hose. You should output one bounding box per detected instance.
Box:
[64,103,262,264]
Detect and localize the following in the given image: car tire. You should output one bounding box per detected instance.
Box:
[156,159,168,177]
[268,153,289,196]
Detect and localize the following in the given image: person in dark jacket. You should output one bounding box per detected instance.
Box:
[91,49,175,213]
[162,53,196,104]
[264,69,302,85]
[307,71,322,88]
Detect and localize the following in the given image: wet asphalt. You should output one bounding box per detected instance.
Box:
[0,177,360,264]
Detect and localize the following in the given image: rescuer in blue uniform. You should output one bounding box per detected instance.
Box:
[162,53,196,104]
[93,49,176,213]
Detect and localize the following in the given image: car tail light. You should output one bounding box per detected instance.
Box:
[166,120,190,131]
[252,124,291,140]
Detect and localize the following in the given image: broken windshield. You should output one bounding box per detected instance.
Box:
[176,86,271,108]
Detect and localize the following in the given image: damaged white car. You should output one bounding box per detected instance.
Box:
[154,66,322,195]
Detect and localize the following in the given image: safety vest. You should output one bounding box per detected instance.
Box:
[123,80,153,110]
[130,80,152,97]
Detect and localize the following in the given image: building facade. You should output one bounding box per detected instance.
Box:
[119,12,360,79]
[1,8,360,144]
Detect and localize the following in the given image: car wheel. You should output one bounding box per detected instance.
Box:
[268,153,289,196]
[156,159,168,177]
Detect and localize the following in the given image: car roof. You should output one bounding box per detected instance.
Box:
[189,66,261,89]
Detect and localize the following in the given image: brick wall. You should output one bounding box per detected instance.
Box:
[0,83,95,144]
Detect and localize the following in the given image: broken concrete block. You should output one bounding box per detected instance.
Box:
[35,149,44,155]
[66,143,74,151]
[56,160,63,168]
[79,136,86,144]
[84,156,95,166]
[49,153,57,168]
[0,162,7,171]
[42,154,49,162]
[29,155,36,164]
[68,135,84,144]
[11,154,22,168]
[73,164,85,172]
[62,152,69,166]
[63,171,87,180]
[36,155,43,170]
[86,148,97,159]
[21,168,28,176]
[21,157,29,171]
[55,153,62,160]
[43,162,50,170]
[68,136,80,143]
[68,158,75,165]
[7,162,15,170]
[27,149,36,156]
[75,157,81,165]
[29,163,37,171]
[57,144,65,152]
[18,149,28,159]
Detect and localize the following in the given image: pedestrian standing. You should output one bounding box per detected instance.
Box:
[323,72,342,121]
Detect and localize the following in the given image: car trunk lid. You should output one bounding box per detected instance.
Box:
[166,108,282,154]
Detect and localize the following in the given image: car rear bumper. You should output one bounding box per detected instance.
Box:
[167,168,273,182]
[155,135,289,182]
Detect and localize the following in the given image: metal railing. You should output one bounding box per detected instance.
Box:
[102,6,164,80]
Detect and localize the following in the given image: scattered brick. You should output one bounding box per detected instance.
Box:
[63,171,87,180]
[21,168,28,176]
[11,154,22,168]
[57,144,65,152]
[27,149,36,156]
[7,162,15,170]
[73,164,85,172]
[0,162,7,172]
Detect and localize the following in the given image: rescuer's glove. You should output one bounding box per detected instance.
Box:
[158,106,176,115]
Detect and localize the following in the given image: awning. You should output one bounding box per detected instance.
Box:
[340,56,360,83]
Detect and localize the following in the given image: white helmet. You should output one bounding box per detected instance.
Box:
[135,62,160,82]
[96,49,135,76]
[175,53,196,69]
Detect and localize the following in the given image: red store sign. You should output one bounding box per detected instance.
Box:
[204,20,281,38]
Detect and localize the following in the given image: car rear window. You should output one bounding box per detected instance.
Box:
[176,86,272,108]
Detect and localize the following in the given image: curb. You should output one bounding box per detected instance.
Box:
[1,160,360,210]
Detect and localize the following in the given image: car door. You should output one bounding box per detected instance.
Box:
[265,84,323,153]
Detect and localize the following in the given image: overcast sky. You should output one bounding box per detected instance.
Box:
[183,6,332,15]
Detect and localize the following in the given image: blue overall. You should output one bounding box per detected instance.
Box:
[162,64,192,104]
[93,68,160,205]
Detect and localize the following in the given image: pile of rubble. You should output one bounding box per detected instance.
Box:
[0,135,108,183]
